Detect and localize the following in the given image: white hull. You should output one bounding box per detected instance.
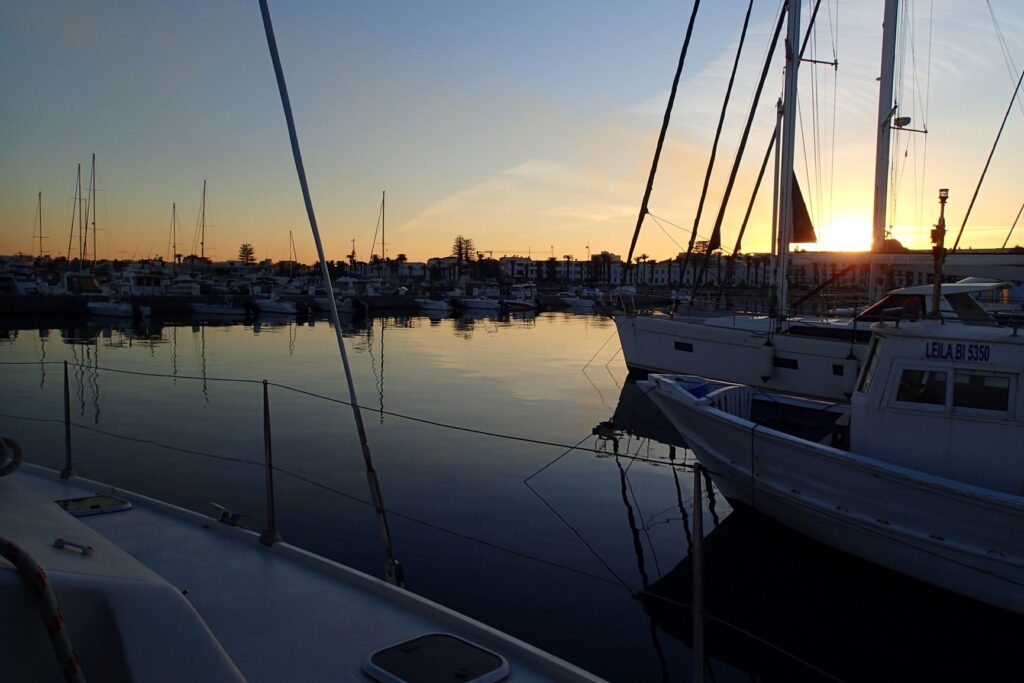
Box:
[645,376,1024,613]
[86,301,135,318]
[415,298,452,312]
[460,298,500,310]
[617,314,866,401]
[255,299,298,315]
[314,297,355,313]
[190,303,247,316]
[561,297,595,309]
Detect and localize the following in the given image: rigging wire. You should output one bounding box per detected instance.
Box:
[622,0,702,283]
[951,64,1024,252]
[1002,200,1024,249]
[680,0,755,275]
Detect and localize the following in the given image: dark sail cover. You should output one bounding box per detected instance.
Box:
[792,174,816,243]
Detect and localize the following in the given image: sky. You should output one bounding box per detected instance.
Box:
[1,0,1022,264]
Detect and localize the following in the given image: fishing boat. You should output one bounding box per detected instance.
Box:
[640,319,1024,613]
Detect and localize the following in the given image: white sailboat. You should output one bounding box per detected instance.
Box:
[615,0,977,401]
[640,318,1024,613]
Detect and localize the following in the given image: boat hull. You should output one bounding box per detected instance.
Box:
[86,301,136,318]
[190,303,247,316]
[617,314,867,401]
[644,376,1024,614]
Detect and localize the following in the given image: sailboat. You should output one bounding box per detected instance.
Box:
[614,0,1017,402]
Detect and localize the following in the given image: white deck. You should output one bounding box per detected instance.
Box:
[3,465,600,683]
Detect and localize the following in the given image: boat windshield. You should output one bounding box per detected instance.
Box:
[856,294,924,322]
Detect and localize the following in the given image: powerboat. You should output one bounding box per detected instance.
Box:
[641,319,1024,613]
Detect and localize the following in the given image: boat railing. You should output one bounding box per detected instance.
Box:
[0,356,854,680]
[705,384,754,421]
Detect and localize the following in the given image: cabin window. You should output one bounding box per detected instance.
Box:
[856,294,925,322]
[674,341,694,352]
[953,372,1012,412]
[773,357,798,370]
[895,369,947,405]
[857,338,882,393]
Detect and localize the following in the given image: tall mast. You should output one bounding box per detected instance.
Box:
[36,192,44,257]
[67,164,81,263]
[871,0,899,253]
[90,153,97,266]
[200,179,207,265]
[172,202,178,274]
[288,229,295,278]
[776,0,801,321]
[380,190,385,279]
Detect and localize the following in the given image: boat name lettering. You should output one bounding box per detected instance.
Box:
[923,341,990,362]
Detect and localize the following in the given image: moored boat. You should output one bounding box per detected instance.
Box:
[641,319,1024,612]
[415,297,452,312]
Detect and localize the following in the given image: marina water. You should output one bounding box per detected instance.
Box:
[1,310,1020,681]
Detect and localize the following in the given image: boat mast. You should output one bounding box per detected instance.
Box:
[288,229,295,278]
[90,153,97,267]
[36,192,44,258]
[776,0,801,322]
[172,202,178,274]
[66,164,81,263]
[871,0,899,255]
[200,179,207,270]
[380,190,385,279]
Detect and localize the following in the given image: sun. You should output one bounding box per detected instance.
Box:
[795,214,872,252]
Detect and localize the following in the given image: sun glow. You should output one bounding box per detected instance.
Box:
[795,214,872,252]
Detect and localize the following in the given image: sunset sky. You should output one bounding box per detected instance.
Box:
[1,1,1022,264]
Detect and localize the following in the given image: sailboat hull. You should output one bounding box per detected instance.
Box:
[616,314,867,401]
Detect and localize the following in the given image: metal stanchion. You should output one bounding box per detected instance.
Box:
[259,380,282,546]
[60,361,74,480]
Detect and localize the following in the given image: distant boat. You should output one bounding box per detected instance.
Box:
[415,298,452,312]
[557,292,596,309]
[190,300,247,316]
[313,294,355,314]
[254,297,298,315]
[503,284,539,311]
[86,300,136,318]
[460,297,500,310]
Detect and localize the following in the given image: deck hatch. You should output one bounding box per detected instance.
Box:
[364,633,509,683]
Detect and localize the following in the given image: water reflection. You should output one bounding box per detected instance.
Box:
[3,311,1019,681]
[607,379,1024,681]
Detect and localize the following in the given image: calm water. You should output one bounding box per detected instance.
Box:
[1,310,1020,682]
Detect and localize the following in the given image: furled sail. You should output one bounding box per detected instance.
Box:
[792,174,816,243]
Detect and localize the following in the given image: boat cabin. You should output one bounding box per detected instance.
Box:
[851,321,1024,495]
[855,281,1013,325]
